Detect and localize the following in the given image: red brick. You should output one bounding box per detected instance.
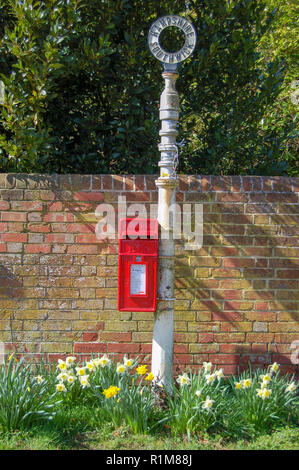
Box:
[25,244,51,254]
[74,343,107,353]
[74,192,104,202]
[107,343,140,353]
[174,354,193,364]
[67,245,98,254]
[140,344,152,353]
[1,233,27,242]
[44,213,74,223]
[197,333,214,343]
[174,344,189,353]
[27,223,50,233]
[48,202,63,211]
[100,332,132,342]
[76,234,99,244]
[209,354,240,364]
[2,212,27,222]
[82,332,98,342]
[0,243,6,252]
[212,312,243,321]
[223,258,255,268]
[11,201,43,211]
[0,201,10,210]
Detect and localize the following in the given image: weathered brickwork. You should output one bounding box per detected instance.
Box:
[0,174,298,375]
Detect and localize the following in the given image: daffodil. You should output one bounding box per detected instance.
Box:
[76,366,87,376]
[80,375,90,389]
[195,390,201,398]
[269,362,279,373]
[215,369,224,381]
[145,372,154,382]
[57,372,69,382]
[65,356,76,367]
[116,363,126,374]
[123,357,133,368]
[286,382,297,393]
[206,373,216,384]
[176,373,190,386]
[203,362,212,373]
[8,353,14,361]
[99,355,111,368]
[67,375,76,384]
[56,382,67,392]
[136,364,148,375]
[27,387,31,392]
[103,385,120,399]
[91,358,101,368]
[35,375,44,384]
[260,374,271,383]
[235,382,242,390]
[57,359,67,371]
[202,396,214,410]
[261,381,268,389]
[86,361,95,372]
[257,388,272,399]
[241,378,252,388]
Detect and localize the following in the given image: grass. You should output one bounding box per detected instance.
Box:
[0,405,298,451]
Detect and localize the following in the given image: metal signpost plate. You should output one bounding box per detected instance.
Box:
[148,15,196,66]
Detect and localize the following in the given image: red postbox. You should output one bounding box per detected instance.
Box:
[118,218,158,312]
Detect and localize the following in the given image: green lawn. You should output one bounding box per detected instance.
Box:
[0,405,298,451]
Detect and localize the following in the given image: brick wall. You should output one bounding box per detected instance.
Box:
[0,173,298,375]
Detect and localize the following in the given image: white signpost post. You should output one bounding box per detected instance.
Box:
[148,16,197,389]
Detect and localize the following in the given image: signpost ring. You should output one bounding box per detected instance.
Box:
[148,15,196,65]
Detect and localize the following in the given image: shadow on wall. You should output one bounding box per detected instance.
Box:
[174,185,299,376]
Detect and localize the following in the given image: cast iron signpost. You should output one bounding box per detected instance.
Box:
[148,15,197,388]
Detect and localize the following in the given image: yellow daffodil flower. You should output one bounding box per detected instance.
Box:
[67,375,76,384]
[206,373,216,384]
[176,373,190,386]
[99,355,111,368]
[145,372,154,382]
[260,374,271,383]
[202,396,214,410]
[80,375,90,389]
[56,382,67,392]
[269,362,279,373]
[103,386,120,399]
[136,365,147,375]
[27,387,31,392]
[75,366,87,376]
[57,359,67,371]
[195,390,201,398]
[123,357,133,368]
[257,388,272,399]
[86,361,95,372]
[35,375,44,384]
[65,356,76,367]
[286,382,297,393]
[215,369,224,380]
[116,363,126,374]
[91,358,101,368]
[241,378,252,388]
[235,382,242,390]
[57,372,69,382]
[203,362,212,373]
